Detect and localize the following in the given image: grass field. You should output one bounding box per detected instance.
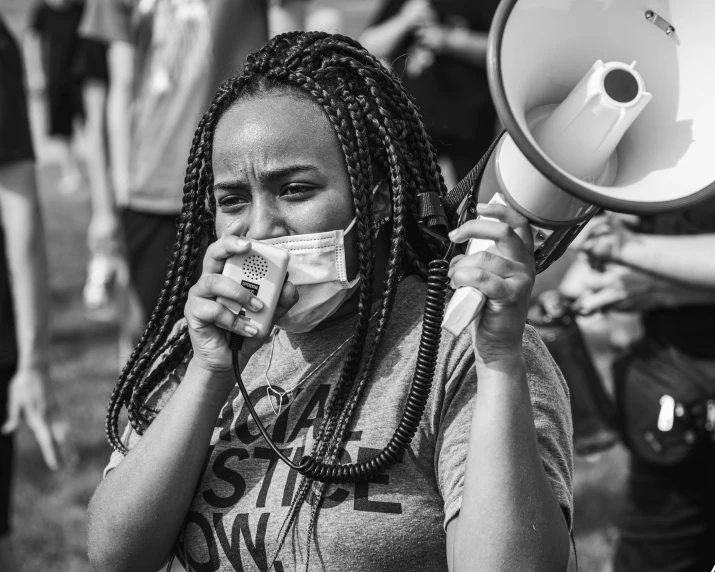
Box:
[3,1,628,570]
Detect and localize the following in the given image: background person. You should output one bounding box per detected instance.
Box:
[79,0,271,362]
[563,205,715,572]
[25,0,85,195]
[360,0,499,189]
[0,14,74,572]
[72,33,123,319]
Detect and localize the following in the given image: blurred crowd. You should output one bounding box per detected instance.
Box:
[0,0,713,571]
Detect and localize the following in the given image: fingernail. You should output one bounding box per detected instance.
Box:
[448,229,458,239]
[249,297,263,311]
[236,237,248,248]
[244,323,258,336]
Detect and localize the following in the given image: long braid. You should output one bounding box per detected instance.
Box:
[268,37,436,569]
[105,111,210,451]
[104,32,443,567]
[296,83,415,569]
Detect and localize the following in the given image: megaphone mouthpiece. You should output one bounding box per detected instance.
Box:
[535,60,652,182]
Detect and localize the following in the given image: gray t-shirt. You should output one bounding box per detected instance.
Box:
[106,274,573,571]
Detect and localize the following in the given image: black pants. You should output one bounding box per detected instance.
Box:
[120,208,178,319]
[614,445,715,572]
[0,363,16,537]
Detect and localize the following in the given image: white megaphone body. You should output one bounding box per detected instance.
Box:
[442,0,715,336]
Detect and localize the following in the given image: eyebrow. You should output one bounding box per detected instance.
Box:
[213,164,320,191]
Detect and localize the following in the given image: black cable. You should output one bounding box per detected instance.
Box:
[230,332,307,473]
[229,258,451,483]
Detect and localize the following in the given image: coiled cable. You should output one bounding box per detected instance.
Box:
[229,258,451,484]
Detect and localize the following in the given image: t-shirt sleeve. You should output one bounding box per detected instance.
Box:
[79,0,133,44]
[433,337,477,531]
[522,326,574,529]
[435,325,574,531]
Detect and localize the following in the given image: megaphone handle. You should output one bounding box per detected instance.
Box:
[441,194,505,336]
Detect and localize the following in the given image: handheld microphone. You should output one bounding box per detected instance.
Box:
[218,241,290,338]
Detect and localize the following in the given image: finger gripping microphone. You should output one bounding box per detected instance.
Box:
[442,0,715,337]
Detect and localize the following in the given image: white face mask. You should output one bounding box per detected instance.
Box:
[261,217,360,333]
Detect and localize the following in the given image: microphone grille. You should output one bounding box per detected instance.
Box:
[242,254,269,280]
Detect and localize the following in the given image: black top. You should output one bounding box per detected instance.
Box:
[370,0,499,145]
[0,17,36,167]
[639,197,715,359]
[30,1,85,87]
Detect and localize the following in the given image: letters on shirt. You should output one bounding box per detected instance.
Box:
[178,383,403,571]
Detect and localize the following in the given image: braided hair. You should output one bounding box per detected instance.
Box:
[105,31,449,568]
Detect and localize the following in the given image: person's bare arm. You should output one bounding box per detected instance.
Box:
[83,80,121,254]
[415,25,488,68]
[105,41,134,206]
[0,161,66,469]
[22,30,46,94]
[87,360,234,572]
[445,204,570,571]
[577,214,715,289]
[446,358,569,572]
[563,261,715,315]
[617,234,715,289]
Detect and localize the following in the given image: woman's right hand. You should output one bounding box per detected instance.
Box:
[184,220,298,377]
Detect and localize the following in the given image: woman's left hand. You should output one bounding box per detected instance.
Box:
[448,202,535,366]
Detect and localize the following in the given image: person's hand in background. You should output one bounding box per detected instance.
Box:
[560,258,715,315]
[571,212,640,268]
[2,366,77,471]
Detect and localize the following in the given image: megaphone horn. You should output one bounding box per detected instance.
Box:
[442,0,715,336]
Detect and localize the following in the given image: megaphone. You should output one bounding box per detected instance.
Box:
[442,0,715,336]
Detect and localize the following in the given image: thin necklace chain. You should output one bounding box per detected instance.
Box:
[264,309,380,416]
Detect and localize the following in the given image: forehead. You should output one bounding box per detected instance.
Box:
[212,93,345,177]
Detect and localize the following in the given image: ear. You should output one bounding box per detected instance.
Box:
[371,179,391,221]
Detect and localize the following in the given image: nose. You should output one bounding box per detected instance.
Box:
[244,195,286,241]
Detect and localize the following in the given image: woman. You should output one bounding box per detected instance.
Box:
[86,32,573,572]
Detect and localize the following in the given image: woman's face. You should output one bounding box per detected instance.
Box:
[212,93,359,278]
